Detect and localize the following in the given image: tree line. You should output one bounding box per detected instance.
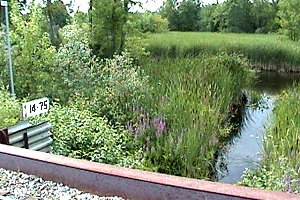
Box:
[160,0,300,41]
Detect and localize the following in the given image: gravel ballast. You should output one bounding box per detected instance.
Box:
[0,168,124,200]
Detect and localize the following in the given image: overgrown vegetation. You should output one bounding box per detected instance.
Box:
[0,1,150,169]
[147,32,300,70]
[240,86,300,193]
[0,87,20,128]
[37,103,147,169]
[277,0,300,41]
[1,0,300,192]
[137,53,254,179]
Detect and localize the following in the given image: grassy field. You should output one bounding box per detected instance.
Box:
[139,53,254,179]
[240,87,300,192]
[147,32,300,71]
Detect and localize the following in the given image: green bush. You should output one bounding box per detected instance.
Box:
[240,157,299,193]
[139,12,169,33]
[38,102,147,169]
[123,15,150,61]
[0,88,20,128]
[55,24,150,124]
[74,52,149,124]
[53,23,95,103]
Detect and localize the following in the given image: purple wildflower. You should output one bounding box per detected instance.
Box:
[126,122,133,133]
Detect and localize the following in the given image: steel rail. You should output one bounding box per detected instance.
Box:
[0,144,299,200]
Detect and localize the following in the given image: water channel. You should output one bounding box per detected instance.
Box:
[217,71,300,184]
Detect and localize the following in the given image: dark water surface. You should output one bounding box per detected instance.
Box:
[216,71,300,184]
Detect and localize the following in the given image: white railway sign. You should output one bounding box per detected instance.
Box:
[22,97,50,119]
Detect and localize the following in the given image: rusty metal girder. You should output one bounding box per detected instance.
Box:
[0,144,299,200]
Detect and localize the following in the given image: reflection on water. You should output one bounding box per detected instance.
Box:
[255,71,300,94]
[216,71,300,184]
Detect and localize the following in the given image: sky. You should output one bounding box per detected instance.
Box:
[64,0,225,13]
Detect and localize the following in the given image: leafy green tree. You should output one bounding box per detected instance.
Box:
[161,0,200,31]
[47,0,70,28]
[138,12,168,33]
[277,0,300,41]
[177,0,200,31]
[0,0,24,24]
[211,3,227,32]
[45,0,70,48]
[9,1,56,98]
[199,4,218,32]
[90,0,127,58]
[160,0,180,31]
[74,11,89,25]
[223,0,254,33]
[251,0,277,33]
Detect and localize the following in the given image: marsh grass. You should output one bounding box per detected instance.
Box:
[264,86,300,167]
[147,32,300,71]
[139,53,255,179]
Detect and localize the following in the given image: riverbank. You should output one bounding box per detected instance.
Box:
[146,32,300,72]
[239,86,300,193]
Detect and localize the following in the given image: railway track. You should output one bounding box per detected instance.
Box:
[0,144,299,200]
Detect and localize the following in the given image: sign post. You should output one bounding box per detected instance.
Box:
[1,0,15,96]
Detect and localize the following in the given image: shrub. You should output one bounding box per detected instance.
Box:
[0,88,20,128]
[75,52,150,124]
[37,102,147,169]
[124,15,150,61]
[55,24,150,125]
[139,12,169,33]
[53,23,95,103]
[240,157,300,193]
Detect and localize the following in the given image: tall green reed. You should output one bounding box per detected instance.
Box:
[264,86,300,167]
[139,53,255,179]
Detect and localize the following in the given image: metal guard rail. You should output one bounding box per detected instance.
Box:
[0,121,52,152]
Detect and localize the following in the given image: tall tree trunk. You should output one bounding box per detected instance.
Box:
[46,0,61,48]
[89,0,93,28]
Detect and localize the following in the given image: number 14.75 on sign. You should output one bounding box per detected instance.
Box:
[22,97,50,119]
